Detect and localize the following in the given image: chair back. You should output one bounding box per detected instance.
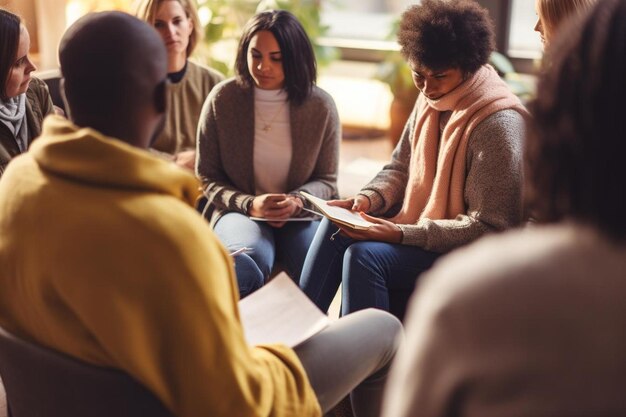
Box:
[0,326,174,417]
[35,69,65,113]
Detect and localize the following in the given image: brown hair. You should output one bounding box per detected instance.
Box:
[527,0,626,241]
[135,0,201,57]
[0,8,22,100]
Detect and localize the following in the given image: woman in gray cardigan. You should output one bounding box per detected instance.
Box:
[196,10,340,297]
[300,0,527,320]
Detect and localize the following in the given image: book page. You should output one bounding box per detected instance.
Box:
[299,191,376,230]
[249,216,319,222]
[238,273,330,347]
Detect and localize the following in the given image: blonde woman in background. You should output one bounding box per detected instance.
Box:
[534,0,597,46]
[136,0,223,170]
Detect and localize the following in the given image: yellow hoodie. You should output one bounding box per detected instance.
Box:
[0,116,320,417]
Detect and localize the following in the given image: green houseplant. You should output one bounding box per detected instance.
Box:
[194,0,337,76]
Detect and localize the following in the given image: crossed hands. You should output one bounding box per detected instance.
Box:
[174,150,196,171]
[248,193,304,228]
[327,196,403,244]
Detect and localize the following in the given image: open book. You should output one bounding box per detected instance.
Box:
[299,191,375,230]
[238,273,330,347]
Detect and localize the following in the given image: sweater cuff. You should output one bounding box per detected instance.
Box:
[242,196,255,214]
[398,224,428,247]
[358,189,384,213]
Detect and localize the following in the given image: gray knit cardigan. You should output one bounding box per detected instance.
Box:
[196,79,340,224]
[359,107,526,253]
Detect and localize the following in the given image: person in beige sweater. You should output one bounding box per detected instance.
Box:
[300,0,527,320]
[136,0,223,170]
[382,1,626,415]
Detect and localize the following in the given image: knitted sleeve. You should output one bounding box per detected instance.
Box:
[397,109,525,252]
[196,84,256,216]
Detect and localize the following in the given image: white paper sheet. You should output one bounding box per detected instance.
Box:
[238,273,331,347]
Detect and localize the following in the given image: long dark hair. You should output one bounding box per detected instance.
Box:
[234,10,316,105]
[0,8,22,100]
[526,0,626,241]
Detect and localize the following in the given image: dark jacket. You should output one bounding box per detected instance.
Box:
[0,77,54,177]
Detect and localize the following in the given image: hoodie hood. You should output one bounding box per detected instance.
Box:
[31,116,200,206]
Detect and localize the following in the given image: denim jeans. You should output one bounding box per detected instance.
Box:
[214,212,320,298]
[300,218,440,318]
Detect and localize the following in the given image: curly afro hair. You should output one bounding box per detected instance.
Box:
[397,0,495,74]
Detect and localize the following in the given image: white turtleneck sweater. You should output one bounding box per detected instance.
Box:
[253,87,291,194]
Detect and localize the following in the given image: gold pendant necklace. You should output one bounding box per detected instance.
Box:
[257,101,286,132]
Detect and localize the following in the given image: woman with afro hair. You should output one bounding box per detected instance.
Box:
[300,0,528,320]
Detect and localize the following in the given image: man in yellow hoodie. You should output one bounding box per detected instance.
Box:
[0,11,401,417]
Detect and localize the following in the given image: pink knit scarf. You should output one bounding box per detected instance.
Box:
[391,65,527,225]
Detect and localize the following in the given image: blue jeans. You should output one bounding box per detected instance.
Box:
[300,218,440,318]
[214,212,320,298]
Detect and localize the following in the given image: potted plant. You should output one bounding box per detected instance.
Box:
[375,49,418,148]
[374,19,419,148]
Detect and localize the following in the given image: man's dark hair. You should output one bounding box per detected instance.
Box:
[397,0,495,74]
[0,9,22,100]
[234,10,316,106]
[58,11,167,136]
[526,0,626,241]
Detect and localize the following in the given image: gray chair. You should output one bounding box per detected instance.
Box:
[35,69,65,113]
[0,326,174,417]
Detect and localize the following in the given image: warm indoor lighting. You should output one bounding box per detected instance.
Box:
[65,0,133,28]
[65,0,86,28]
[198,5,212,27]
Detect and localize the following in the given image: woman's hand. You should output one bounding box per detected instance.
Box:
[248,194,303,228]
[335,212,402,243]
[174,150,196,171]
[327,195,371,213]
